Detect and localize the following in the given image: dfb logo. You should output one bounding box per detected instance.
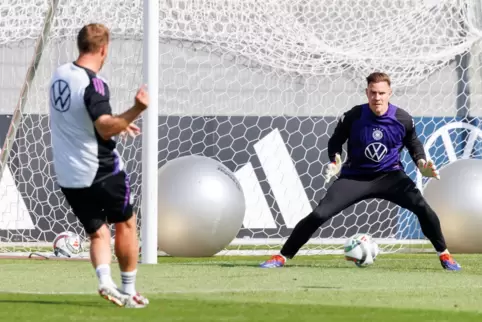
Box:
[50,80,71,112]
[365,142,387,162]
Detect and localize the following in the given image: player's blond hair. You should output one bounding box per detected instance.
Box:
[366,72,391,87]
[77,23,110,54]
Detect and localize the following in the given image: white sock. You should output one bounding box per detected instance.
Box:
[95,264,115,286]
[121,270,137,295]
[437,249,450,256]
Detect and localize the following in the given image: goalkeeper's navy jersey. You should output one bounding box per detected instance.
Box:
[328,103,426,176]
[49,62,123,188]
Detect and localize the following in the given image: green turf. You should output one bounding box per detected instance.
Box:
[0,254,481,321]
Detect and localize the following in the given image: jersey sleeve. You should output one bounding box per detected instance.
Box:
[83,77,112,122]
[397,108,427,164]
[327,106,361,162]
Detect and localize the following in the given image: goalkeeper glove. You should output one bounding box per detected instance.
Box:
[324,153,343,183]
[417,159,440,180]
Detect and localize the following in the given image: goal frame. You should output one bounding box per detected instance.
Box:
[140,0,159,265]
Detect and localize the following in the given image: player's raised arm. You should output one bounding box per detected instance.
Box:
[91,85,149,140]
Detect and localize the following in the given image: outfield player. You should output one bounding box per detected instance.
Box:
[260,72,461,271]
[49,23,150,307]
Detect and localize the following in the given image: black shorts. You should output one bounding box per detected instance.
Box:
[314,170,427,220]
[61,171,134,234]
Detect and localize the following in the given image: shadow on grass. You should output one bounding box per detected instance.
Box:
[166,260,447,272]
[301,285,343,290]
[215,262,355,269]
[0,299,107,307]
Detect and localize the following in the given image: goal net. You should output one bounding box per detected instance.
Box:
[0,0,481,257]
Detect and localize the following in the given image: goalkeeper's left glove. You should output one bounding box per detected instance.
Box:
[417,159,440,180]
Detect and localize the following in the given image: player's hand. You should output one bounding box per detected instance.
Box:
[324,153,343,183]
[134,84,149,111]
[417,159,440,180]
[120,123,141,138]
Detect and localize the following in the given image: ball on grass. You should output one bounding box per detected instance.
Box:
[344,233,378,267]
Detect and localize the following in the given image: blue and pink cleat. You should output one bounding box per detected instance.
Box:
[440,253,461,271]
[259,255,286,268]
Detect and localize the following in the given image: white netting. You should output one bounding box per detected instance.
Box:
[2,0,482,85]
[0,0,481,256]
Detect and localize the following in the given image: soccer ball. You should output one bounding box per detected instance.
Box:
[344,233,379,267]
[53,231,83,258]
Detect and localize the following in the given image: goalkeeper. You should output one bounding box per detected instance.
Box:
[260,72,461,271]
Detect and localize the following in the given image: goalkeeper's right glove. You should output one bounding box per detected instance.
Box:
[324,153,343,183]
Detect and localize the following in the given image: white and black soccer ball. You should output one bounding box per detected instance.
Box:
[53,231,83,258]
[344,233,379,267]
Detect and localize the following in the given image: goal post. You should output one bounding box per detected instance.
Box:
[141,0,159,264]
[0,0,481,258]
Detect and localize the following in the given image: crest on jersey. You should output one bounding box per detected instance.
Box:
[50,80,71,112]
[365,142,388,162]
[372,128,383,140]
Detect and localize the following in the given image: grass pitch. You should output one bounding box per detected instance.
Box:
[0,254,482,321]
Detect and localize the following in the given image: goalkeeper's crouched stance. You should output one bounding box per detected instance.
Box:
[260,72,461,271]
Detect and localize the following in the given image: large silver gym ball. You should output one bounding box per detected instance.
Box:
[423,158,482,253]
[157,155,245,257]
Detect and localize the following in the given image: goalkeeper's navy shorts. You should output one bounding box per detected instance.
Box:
[60,171,134,234]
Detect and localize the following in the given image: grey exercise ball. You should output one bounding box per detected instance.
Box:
[157,155,246,257]
[423,158,482,253]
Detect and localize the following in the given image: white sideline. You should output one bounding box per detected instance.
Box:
[0,238,430,247]
[229,238,431,245]
[0,238,432,259]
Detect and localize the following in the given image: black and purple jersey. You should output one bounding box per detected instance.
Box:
[328,103,426,176]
